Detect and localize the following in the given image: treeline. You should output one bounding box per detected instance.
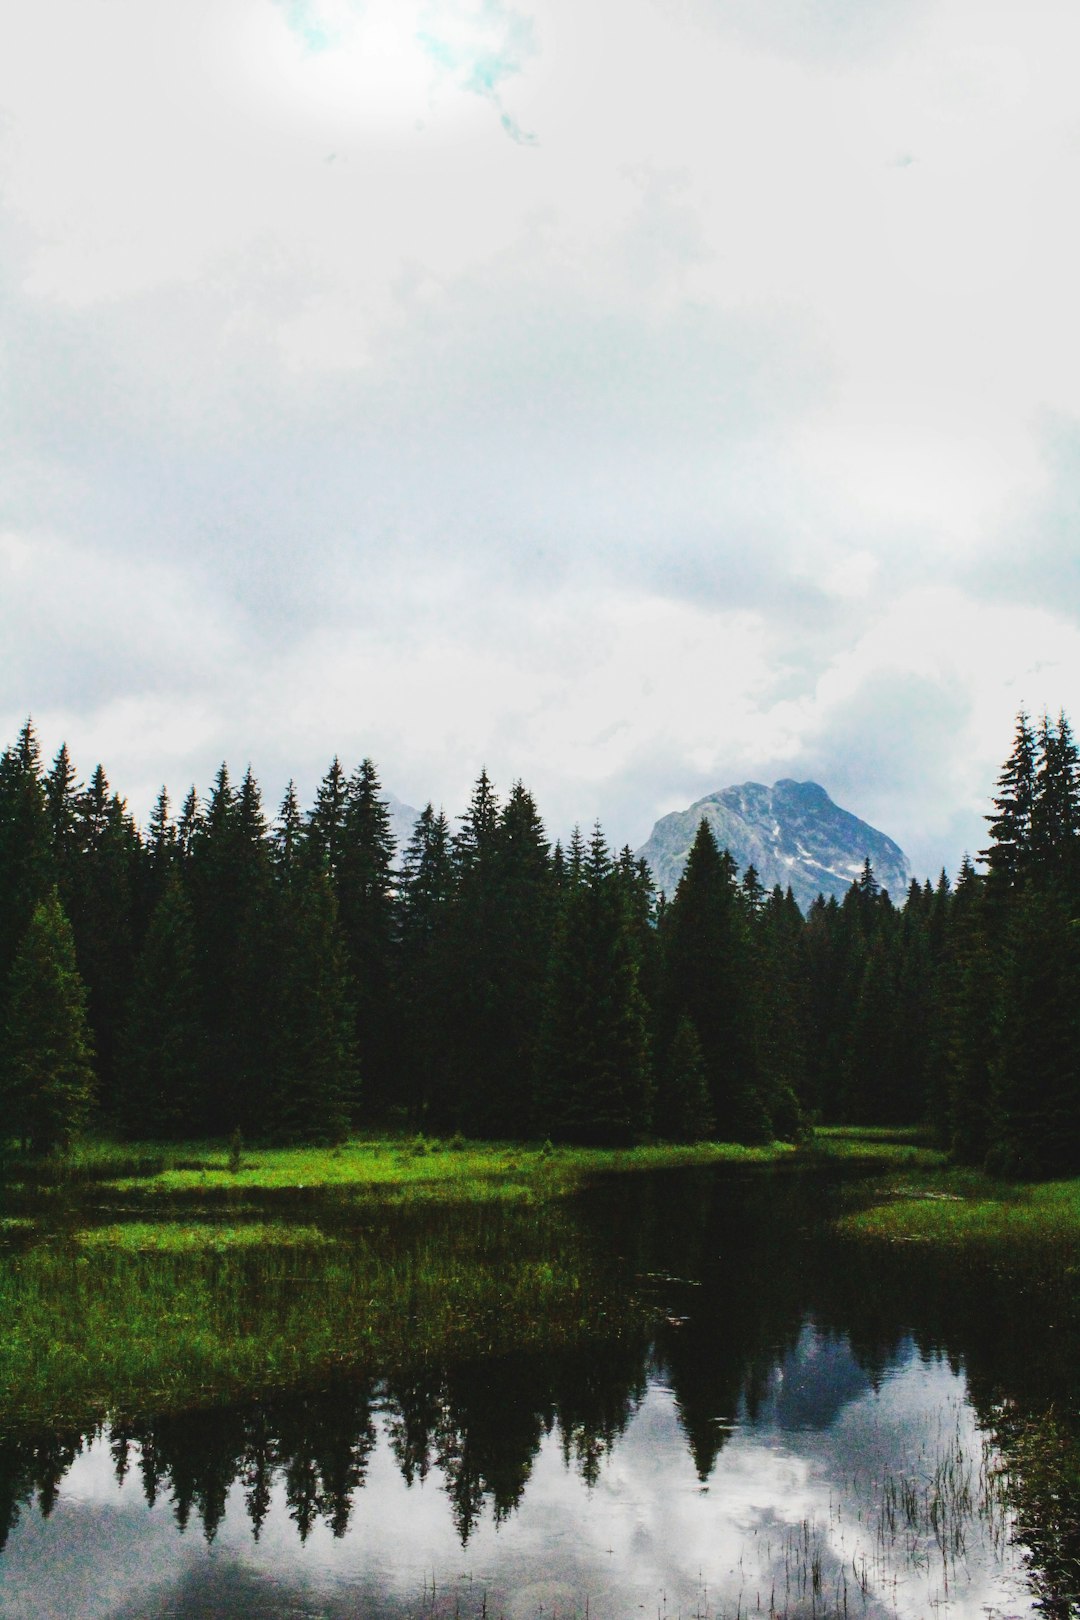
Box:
[1,713,1078,1170]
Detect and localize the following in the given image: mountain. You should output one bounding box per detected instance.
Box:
[384,791,421,859]
[636,779,910,911]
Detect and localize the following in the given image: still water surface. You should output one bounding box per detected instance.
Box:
[0,1167,1069,1619]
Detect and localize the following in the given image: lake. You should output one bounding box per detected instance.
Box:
[1,1166,1076,1618]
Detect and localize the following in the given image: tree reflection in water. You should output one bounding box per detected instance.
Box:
[1,1166,1078,1616]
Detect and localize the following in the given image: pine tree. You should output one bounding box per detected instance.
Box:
[2,890,95,1153]
[0,721,55,1009]
[942,858,997,1163]
[396,805,455,1126]
[1032,712,1080,901]
[188,764,275,1136]
[991,883,1080,1175]
[271,866,357,1143]
[982,711,1037,893]
[176,787,201,863]
[337,759,397,1119]
[66,764,141,1118]
[535,824,652,1144]
[45,743,81,914]
[440,771,503,1133]
[117,871,203,1139]
[273,782,304,874]
[307,758,350,880]
[662,1014,714,1142]
[658,820,770,1143]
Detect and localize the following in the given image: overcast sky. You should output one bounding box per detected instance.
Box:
[4,0,1080,878]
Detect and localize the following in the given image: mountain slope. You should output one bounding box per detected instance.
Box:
[637,780,910,910]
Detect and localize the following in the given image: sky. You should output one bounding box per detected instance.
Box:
[3,0,1080,879]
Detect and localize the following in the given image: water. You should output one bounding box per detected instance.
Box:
[0,1167,1074,1618]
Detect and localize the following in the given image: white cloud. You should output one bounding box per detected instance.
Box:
[3,0,1080,871]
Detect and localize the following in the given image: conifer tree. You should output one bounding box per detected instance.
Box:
[1032,712,1080,901]
[440,771,504,1133]
[658,820,770,1143]
[117,871,203,1140]
[396,805,455,1126]
[66,764,141,1117]
[941,858,997,1163]
[45,743,80,914]
[307,758,350,880]
[337,759,397,1118]
[661,1014,714,1142]
[535,824,652,1144]
[188,764,275,1135]
[142,787,177,921]
[0,721,55,1010]
[2,890,95,1153]
[273,782,304,874]
[176,787,201,863]
[271,866,357,1143]
[755,886,808,1135]
[991,884,1080,1175]
[983,711,1037,893]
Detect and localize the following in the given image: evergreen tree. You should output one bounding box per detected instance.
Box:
[273,782,304,874]
[658,820,770,1143]
[271,866,357,1143]
[2,890,95,1153]
[306,758,350,880]
[1032,712,1080,901]
[755,886,808,1135]
[66,764,141,1117]
[991,884,1080,1176]
[535,824,652,1144]
[440,771,503,1134]
[45,743,81,915]
[982,711,1037,893]
[661,1014,714,1142]
[117,871,203,1140]
[0,721,54,1009]
[142,787,177,921]
[337,759,397,1119]
[942,858,997,1163]
[176,787,201,863]
[396,805,456,1126]
[187,764,275,1136]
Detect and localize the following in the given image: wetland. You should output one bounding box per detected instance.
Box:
[1,1137,1079,1619]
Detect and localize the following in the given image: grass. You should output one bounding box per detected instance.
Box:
[0,1129,826,1431]
[7,1124,1077,1432]
[830,1143,1080,1314]
[0,1198,637,1429]
[71,1220,335,1252]
[49,1134,800,1204]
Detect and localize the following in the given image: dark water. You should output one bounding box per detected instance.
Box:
[2,1167,1077,1619]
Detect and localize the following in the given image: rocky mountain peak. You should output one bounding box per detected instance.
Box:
[636,779,910,911]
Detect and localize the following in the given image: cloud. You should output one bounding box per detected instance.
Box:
[3,0,1080,876]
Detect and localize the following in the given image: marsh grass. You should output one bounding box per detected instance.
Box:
[835,1165,1080,1264]
[0,1131,815,1430]
[0,1198,642,1429]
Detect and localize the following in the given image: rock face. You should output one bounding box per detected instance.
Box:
[637,779,910,911]
[384,792,421,861]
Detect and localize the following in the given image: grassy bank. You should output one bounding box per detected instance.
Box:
[828,1131,1080,1281]
[3,1132,800,1213]
[1,1132,809,1429]
[0,1199,641,1428]
[7,1125,1076,1432]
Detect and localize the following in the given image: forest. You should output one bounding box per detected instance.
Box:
[0,711,1077,1175]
